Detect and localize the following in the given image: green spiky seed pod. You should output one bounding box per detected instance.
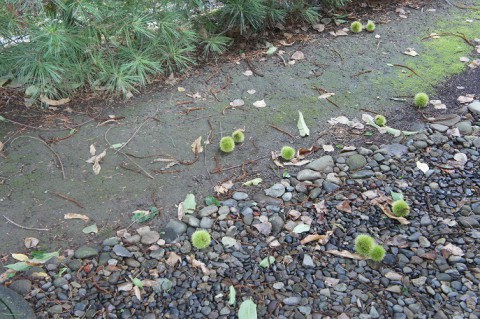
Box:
[191,230,211,249]
[392,200,410,217]
[232,129,245,143]
[281,146,295,161]
[350,21,363,33]
[354,234,375,256]
[366,20,376,32]
[219,136,235,153]
[369,244,386,262]
[414,93,429,108]
[374,115,387,127]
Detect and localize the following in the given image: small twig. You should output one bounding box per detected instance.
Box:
[40,129,78,145]
[180,107,205,115]
[269,125,295,139]
[326,97,340,108]
[175,100,194,106]
[3,215,49,231]
[11,135,66,179]
[209,87,220,101]
[390,97,407,102]
[205,67,221,84]
[331,48,344,64]
[210,156,269,174]
[52,192,84,208]
[392,64,420,77]
[422,31,476,46]
[245,58,264,77]
[351,70,372,78]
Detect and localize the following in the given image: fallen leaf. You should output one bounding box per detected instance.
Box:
[323,144,334,152]
[291,51,304,60]
[440,218,457,227]
[293,223,310,234]
[259,256,275,267]
[183,194,196,214]
[319,93,335,99]
[89,144,96,156]
[82,224,98,234]
[229,286,236,305]
[86,149,106,175]
[325,250,368,260]
[177,87,186,92]
[12,253,30,261]
[376,203,410,225]
[118,282,133,291]
[335,200,352,213]
[166,252,181,267]
[385,235,409,247]
[330,30,348,37]
[243,178,262,186]
[133,285,141,300]
[403,48,418,56]
[253,217,272,235]
[459,57,470,63]
[222,236,241,249]
[24,237,39,248]
[40,95,70,106]
[329,116,364,129]
[442,243,464,256]
[278,39,294,46]
[300,230,333,245]
[457,95,474,104]
[230,99,245,107]
[324,277,340,287]
[189,256,212,275]
[468,59,480,69]
[214,180,234,194]
[64,213,90,222]
[247,89,256,95]
[271,151,284,168]
[283,159,310,166]
[297,111,310,137]
[238,299,257,319]
[312,24,325,32]
[416,161,429,173]
[265,46,277,55]
[191,136,203,154]
[243,70,253,76]
[253,99,266,108]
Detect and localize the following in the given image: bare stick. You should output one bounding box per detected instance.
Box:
[115,107,160,154]
[3,215,49,231]
[11,135,66,179]
[269,125,295,139]
[52,192,84,208]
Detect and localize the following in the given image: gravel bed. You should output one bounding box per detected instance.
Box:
[3,101,480,319]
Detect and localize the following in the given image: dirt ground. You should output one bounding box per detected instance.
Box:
[0,0,479,256]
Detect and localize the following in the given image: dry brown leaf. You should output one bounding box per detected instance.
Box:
[191,136,203,154]
[291,51,304,60]
[335,200,352,213]
[442,243,464,256]
[177,202,185,221]
[384,235,408,247]
[301,230,333,245]
[133,285,142,300]
[166,252,181,267]
[24,237,39,248]
[278,39,295,46]
[189,256,212,276]
[86,149,106,175]
[0,141,4,152]
[376,203,410,225]
[214,180,234,194]
[40,95,70,106]
[271,151,284,168]
[283,159,310,166]
[325,250,367,260]
[64,213,90,222]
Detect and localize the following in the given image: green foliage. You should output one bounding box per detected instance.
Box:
[354,234,375,256]
[374,115,387,127]
[131,207,160,223]
[220,136,235,153]
[369,244,386,262]
[350,21,363,33]
[201,34,233,58]
[232,129,245,143]
[205,195,221,206]
[191,230,211,249]
[217,0,267,35]
[366,20,376,32]
[281,146,296,161]
[392,200,411,217]
[414,93,429,108]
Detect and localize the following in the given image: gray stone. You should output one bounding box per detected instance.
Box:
[124,234,140,244]
[455,121,472,134]
[141,231,160,245]
[265,183,286,197]
[126,258,140,268]
[468,100,480,114]
[200,217,214,229]
[458,216,480,228]
[283,296,301,306]
[434,114,461,126]
[306,156,334,172]
[48,305,63,314]
[199,205,219,217]
[270,214,284,234]
[346,154,367,170]
[113,244,133,257]
[282,192,293,201]
[302,254,314,268]
[53,277,68,288]
[430,123,449,132]
[184,215,200,227]
[420,215,432,226]
[162,220,187,243]
[323,180,340,193]
[412,276,427,287]
[297,169,322,181]
[180,240,192,254]
[74,246,98,259]
[381,144,408,156]
[9,280,31,296]
[351,170,374,179]
[102,237,119,246]
[233,192,248,200]
[253,193,283,206]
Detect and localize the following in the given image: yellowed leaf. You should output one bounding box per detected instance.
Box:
[64,213,90,222]
[191,136,203,154]
[12,253,29,261]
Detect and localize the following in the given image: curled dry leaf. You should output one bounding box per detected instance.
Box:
[312,24,325,32]
[319,93,335,99]
[376,203,410,225]
[457,95,474,104]
[271,151,284,168]
[403,48,419,56]
[416,161,429,173]
[335,200,352,213]
[214,180,234,194]
[300,230,333,245]
[24,237,39,248]
[290,51,305,60]
[247,89,256,95]
[89,144,96,156]
[323,144,334,152]
[64,213,90,222]
[442,243,464,257]
[297,111,310,137]
[188,256,213,276]
[230,99,245,107]
[325,250,368,260]
[86,150,106,175]
[166,252,181,267]
[243,70,253,76]
[191,136,203,154]
[330,30,348,37]
[40,95,70,106]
